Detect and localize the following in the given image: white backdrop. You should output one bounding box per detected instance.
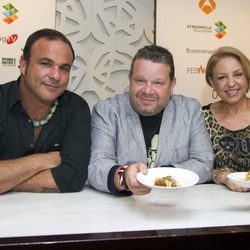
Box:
[0,0,56,84]
[56,0,154,110]
[156,0,250,105]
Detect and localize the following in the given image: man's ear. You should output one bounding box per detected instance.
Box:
[19,56,27,76]
[170,77,176,94]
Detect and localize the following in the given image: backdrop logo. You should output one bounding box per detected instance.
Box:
[0,34,18,44]
[186,48,214,55]
[187,24,212,33]
[187,66,206,74]
[199,0,216,15]
[2,3,18,24]
[1,57,16,67]
[215,21,227,39]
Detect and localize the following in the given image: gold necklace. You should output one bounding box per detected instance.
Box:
[32,99,58,127]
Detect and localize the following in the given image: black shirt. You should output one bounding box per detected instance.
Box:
[0,80,91,192]
[139,109,163,151]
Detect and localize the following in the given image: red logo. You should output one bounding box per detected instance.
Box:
[6,34,18,44]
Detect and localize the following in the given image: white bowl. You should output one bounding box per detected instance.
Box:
[136,167,199,191]
[227,172,250,188]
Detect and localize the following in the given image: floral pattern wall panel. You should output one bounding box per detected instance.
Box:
[56,0,154,109]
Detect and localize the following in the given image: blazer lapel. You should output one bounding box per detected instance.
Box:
[156,99,174,163]
[126,102,147,162]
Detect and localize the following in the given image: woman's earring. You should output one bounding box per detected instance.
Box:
[212,89,218,99]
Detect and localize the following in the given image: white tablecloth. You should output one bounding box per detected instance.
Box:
[0,184,249,238]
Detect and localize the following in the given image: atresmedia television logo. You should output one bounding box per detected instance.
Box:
[2,2,18,24]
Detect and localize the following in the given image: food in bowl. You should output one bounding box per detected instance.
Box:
[244,170,250,181]
[154,175,179,187]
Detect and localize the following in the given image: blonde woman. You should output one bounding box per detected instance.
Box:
[203,46,250,192]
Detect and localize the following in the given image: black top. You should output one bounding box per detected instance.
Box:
[0,80,91,192]
[139,109,163,151]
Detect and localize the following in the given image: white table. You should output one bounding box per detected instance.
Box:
[0,184,249,239]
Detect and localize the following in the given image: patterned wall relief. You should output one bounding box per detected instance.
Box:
[56,0,154,109]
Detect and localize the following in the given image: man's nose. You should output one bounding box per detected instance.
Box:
[49,66,60,80]
[143,82,154,93]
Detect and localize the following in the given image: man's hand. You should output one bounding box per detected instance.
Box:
[124,163,151,195]
[41,151,61,170]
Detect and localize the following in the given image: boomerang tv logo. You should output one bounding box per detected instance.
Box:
[2,2,18,24]
[199,0,216,15]
[0,34,18,44]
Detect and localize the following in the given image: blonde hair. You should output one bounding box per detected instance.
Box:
[205,46,250,87]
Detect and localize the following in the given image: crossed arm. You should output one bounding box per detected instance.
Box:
[0,151,61,194]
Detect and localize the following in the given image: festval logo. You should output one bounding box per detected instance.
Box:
[187,65,206,74]
[215,21,227,39]
[199,0,216,15]
[2,2,18,24]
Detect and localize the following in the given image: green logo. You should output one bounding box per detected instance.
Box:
[215,21,227,39]
[2,3,18,24]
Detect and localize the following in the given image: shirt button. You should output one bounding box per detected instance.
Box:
[29,144,34,149]
[28,119,32,123]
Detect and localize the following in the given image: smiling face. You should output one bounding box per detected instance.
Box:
[209,56,248,105]
[19,37,73,106]
[129,59,176,116]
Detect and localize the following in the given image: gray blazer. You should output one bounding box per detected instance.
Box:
[88,92,214,193]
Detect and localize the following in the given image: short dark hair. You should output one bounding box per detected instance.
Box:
[130,44,175,80]
[22,28,75,64]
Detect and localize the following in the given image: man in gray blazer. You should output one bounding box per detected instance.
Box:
[88,45,213,196]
